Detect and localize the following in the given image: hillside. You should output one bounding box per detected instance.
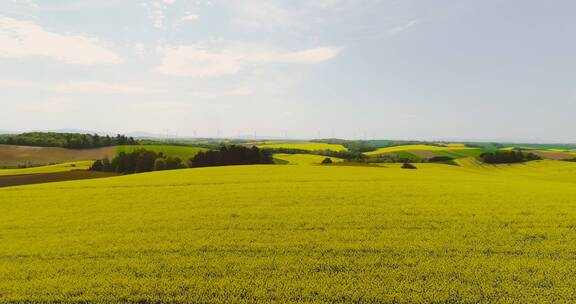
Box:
[364,144,481,159]
[0,161,93,176]
[117,145,207,159]
[256,142,348,152]
[0,144,116,168]
[273,154,343,165]
[2,162,576,302]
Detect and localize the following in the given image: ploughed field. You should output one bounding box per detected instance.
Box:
[0,145,115,168]
[1,161,576,303]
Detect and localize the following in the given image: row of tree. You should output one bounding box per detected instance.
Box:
[0,132,138,149]
[191,145,273,167]
[91,150,185,174]
[479,150,541,164]
[91,145,273,174]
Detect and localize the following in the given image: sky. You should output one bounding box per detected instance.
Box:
[0,0,575,142]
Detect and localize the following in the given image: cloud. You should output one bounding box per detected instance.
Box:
[155,46,241,77]
[156,43,340,77]
[19,96,78,113]
[387,19,419,36]
[0,80,155,95]
[0,16,121,65]
[180,13,199,22]
[147,0,178,29]
[233,0,291,31]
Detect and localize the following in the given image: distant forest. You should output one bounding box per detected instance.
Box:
[0,132,138,149]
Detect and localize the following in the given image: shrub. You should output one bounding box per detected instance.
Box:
[321,158,333,164]
[154,158,167,171]
[402,163,417,169]
[90,160,104,171]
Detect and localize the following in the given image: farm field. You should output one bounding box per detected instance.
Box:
[0,161,93,176]
[2,161,576,302]
[117,145,207,159]
[0,171,119,188]
[273,154,343,165]
[257,142,347,152]
[364,144,478,155]
[0,145,115,168]
[364,144,483,160]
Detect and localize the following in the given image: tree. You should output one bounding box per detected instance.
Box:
[321,157,333,164]
[102,157,112,171]
[154,158,167,171]
[191,145,273,168]
[479,150,541,164]
[90,160,104,171]
[165,157,183,170]
[402,163,417,169]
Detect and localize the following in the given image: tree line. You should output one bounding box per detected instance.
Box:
[91,145,273,174]
[0,132,137,149]
[479,150,541,164]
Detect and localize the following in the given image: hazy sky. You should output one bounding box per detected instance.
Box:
[1,0,575,141]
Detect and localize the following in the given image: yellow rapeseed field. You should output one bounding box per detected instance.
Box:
[1,160,576,302]
[273,154,343,165]
[364,144,476,156]
[257,142,347,152]
[0,161,93,176]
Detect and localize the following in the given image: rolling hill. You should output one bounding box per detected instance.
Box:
[116,145,207,159]
[1,161,576,302]
[256,142,348,152]
[0,144,115,168]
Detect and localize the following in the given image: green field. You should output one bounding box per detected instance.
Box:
[0,161,93,176]
[257,142,348,152]
[117,145,207,159]
[2,160,576,302]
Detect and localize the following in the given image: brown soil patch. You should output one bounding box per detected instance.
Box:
[0,145,116,167]
[0,170,119,188]
[409,150,436,158]
[531,151,574,160]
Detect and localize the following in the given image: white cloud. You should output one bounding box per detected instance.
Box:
[134,43,146,58]
[0,16,120,65]
[387,20,419,36]
[19,96,78,113]
[147,0,178,29]
[156,46,241,77]
[233,0,291,31]
[53,81,155,95]
[156,44,340,77]
[0,80,155,95]
[181,13,199,22]
[188,87,252,99]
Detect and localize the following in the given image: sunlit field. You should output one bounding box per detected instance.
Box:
[257,142,347,152]
[273,153,343,165]
[364,144,478,156]
[116,145,207,159]
[2,160,576,303]
[0,161,93,176]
